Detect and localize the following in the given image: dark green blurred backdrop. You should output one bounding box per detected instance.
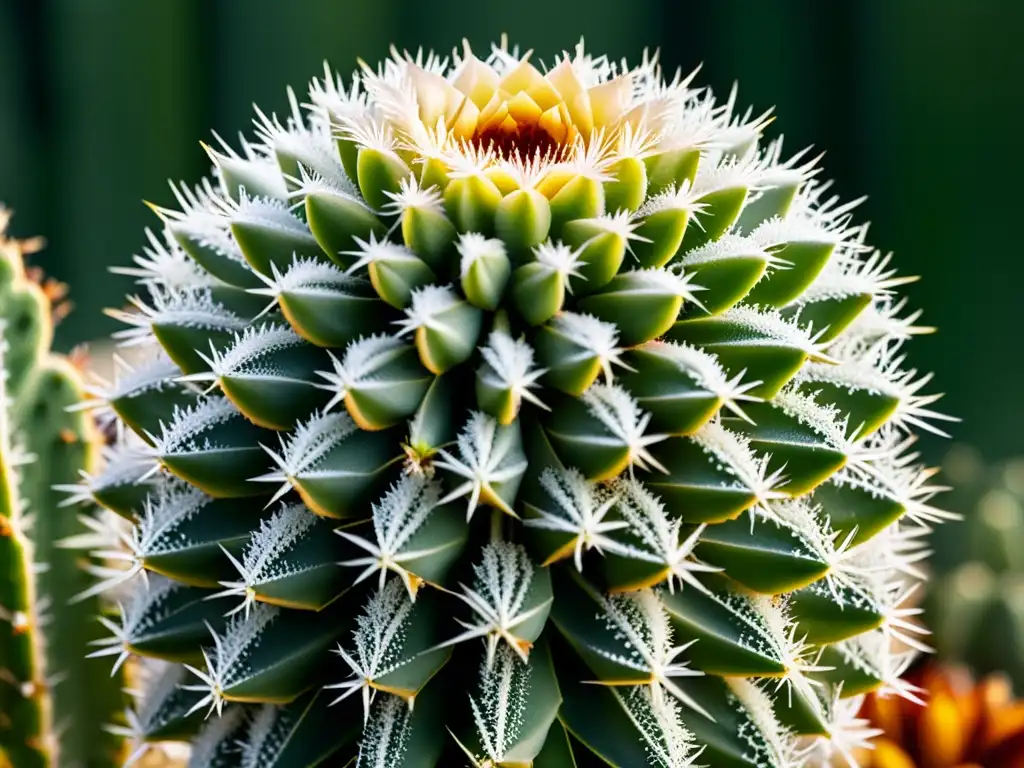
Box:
[0,0,1021,460]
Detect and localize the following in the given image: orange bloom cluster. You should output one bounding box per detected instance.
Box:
[859,666,1024,767]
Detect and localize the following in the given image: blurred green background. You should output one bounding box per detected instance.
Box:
[0,0,1021,462]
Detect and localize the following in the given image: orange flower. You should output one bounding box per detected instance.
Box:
[858,665,1024,767]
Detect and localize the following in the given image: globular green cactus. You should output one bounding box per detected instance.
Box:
[928,447,1024,693]
[73,39,956,767]
[0,209,125,767]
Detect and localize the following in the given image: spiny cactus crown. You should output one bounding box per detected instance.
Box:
[73,38,956,767]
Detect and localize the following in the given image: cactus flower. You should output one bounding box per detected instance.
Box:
[858,665,1024,768]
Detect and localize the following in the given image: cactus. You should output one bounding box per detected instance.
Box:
[0,209,124,766]
[75,39,957,766]
[927,447,1024,693]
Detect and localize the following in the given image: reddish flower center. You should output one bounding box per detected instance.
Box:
[471,122,562,161]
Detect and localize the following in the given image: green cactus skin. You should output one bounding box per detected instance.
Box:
[0,421,47,768]
[78,40,956,767]
[929,447,1024,693]
[0,212,125,768]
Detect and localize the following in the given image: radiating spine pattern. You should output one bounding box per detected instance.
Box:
[72,38,957,767]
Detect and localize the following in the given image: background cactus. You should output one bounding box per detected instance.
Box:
[0,209,124,767]
[74,39,956,766]
[927,446,1024,693]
